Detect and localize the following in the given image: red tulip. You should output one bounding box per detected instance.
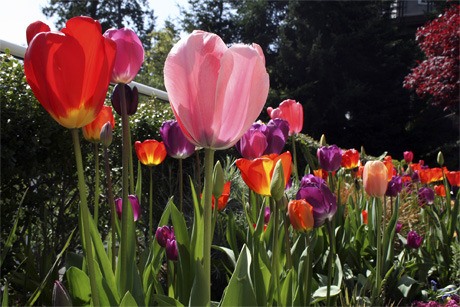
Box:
[236,152,292,196]
[434,185,446,197]
[288,199,314,232]
[82,105,115,142]
[134,140,167,167]
[341,149,360,169]
[164,30,269,150]
[26,21,50,45]
[446,171,460,187]
[103,28,144,84]
[267,99,303,135]
[362,210,368,224]
[363,160,388,198]
[24,17,116,129]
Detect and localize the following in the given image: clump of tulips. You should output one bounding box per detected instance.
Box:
[8,15,458,307]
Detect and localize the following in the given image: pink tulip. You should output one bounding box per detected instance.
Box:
[267,99,303,135]
[363,160,388,198]
[164,30,269,150]
[103,28,144,84]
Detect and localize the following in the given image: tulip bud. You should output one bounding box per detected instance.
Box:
[363,160,388,198]
[270,159,285,201]
[437,151,444,166]
[165,239,179,261]
[319,134,327,146]
[100,121,113,148]
[111,84,139,116]
[212,161,224,199]
[406,230,423,249]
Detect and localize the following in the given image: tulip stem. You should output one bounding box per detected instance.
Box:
[203,148,215,306]
[271,198,282,305]
[326,219,336,307]
[71,129,100,306]
[291,135,299,182]
[372,197,383,304]
[93,142,100,224]
[149,166,153,243]
[304,231,313,306]
[103,146,117,272]
[179,158,183,212]
[119,83,133,295]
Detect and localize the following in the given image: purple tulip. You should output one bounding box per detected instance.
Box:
[395,221,402,233]
[235,124,268,159]
[317,145,342,172]
[111,84,139,116]
[406,230,423,249]
[418,187,435,206]
[115,195,140,221]
[155,225,175,248]
[265,118,289,154]
[264,206,271,224]
[165,238,179,261]
[160,120,196,159]
[296,174,337,227]
[386,175,403,197]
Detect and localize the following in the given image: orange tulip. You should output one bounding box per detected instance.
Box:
[24,17,116,128]
[82,105,115,142]
[341,149,360,169]
[134,140,167,167]
[419,167,445,184]
[383,156,395,181]
[363,160,388,198]
[313,168,329,181]
[434,185,446,197]
[236,152,292,196]
[212,181,231,211]
[446,171,460,187]
[288,199,314,232]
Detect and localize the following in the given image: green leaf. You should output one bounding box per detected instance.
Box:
[220,245,257,307]
[0,189,26,269]
[280,269,296,306]
[153,294,185,306]
[66,267,91,306]
[135,161,142,200]
[397,275,417,297]
[120,291,138,307]
[212,245,236,269]
[1,281,8,307]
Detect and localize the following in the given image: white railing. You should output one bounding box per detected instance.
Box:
[0,39,169,101]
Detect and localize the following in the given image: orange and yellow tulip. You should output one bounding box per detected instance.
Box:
[236,152,292,196]
[134,140,167,167]
[82,105,115,142]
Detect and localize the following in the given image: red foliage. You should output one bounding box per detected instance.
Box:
[403,4,459,110]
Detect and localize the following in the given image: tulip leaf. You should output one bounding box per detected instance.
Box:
[153,294,184,306]
[225,211,240,259]
[190,177,204,262]
[1,281,8,307]
[397,275,417,297]
[212,245,236,269]
[220,245,257,307]
[91,260,117,306]
[280,269,296,306]
[66,267,91,306]
[120,291,138,307]
[311,285,341,302]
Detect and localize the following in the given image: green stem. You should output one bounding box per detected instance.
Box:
[93,142,100,224]
[119,83,131,294]
[326,219,336,307]
[373,197,383,304]
[195,150,202,193]
[271,198,281,304]
[283,205,292,270]
[304,232,313,305]
[149,166,153,243]
[71,129,100,306]
[103,146,117,272]
[291,135,299,182]
[179,158,183,212]
[128,127,135,195]
[203,148,215,306]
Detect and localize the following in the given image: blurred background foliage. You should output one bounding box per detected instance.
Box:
[1,0,458,304]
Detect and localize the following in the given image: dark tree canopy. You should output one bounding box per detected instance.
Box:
[42,0,155,48]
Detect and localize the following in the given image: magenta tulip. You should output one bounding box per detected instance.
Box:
[317,145,342,172]
[406,230,423,249]
[104,28,144,84]
[164,30,269,150]
[115,195,140,221]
